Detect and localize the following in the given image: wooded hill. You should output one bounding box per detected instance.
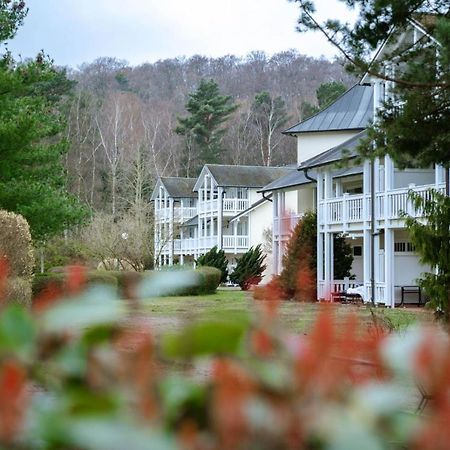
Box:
[65,50,355,214]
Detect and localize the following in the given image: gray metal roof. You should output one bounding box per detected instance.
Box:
[203,164,293,189]
[259,168,312,193]
[299,130,368,170]
[284,84,373,134]
[151,177,197,200]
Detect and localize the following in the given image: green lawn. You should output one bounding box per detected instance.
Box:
[140,287,432,335]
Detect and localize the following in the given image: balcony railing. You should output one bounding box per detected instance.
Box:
[319,184,444,226]
[155,207,197,222]
[198,198,249,215]
[168,235,250,255]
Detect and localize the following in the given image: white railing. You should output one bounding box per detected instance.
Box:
[273,214,302,236]
[320,184,444,227]
[156,207,197,222]
[222,235,249,249]
[163,235,250,255]
[198,199,218,214]
[223,198,249,214]
[318,279,363,300]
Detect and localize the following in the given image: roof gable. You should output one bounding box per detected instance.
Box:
[284,84,373,135]
[151,177,197,200]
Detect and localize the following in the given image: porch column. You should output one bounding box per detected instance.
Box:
[324,232,333,299]
[384,227,395,308]
[324,170,333,200]
[363,229,371,302]
[218,187,224,249]
[317,232,324,298]
[169,198,174,265]
[233,220,238,254]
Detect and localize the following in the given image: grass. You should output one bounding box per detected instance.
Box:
[140,287,433,336]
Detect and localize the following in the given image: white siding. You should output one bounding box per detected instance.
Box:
[297,130,359,165]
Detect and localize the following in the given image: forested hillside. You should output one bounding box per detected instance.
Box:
[65,50,355,214]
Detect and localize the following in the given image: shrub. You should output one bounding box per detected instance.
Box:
[230,245,267,290]
[279,211,317,300]
[32,270,118,298]
[196,266,222,294]
[0,210,34,278]
[4,277,32,306]
[196,246,228,283]
[39,236,91,272]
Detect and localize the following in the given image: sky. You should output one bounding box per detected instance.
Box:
[7,0,353,68]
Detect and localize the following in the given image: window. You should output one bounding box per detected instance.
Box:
[352,246,362,257]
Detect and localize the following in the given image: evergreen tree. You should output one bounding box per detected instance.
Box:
[230,245,267,291]
[175,79,238,176]
[404,191,450,322]
[0,3,86,241]
[294,0,450,317]
[279,211,317,300]
[301,81,347,118]
[196,246,228,283]
[279,212,353,300]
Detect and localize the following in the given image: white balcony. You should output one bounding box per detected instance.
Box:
[198,198,249,215]
[155,207,197,223]
[171,235,250,255]
[319,184,444,228]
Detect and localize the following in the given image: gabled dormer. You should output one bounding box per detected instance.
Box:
[150,177,197,223]
[283,84,374,167]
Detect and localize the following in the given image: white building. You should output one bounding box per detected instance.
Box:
[259,18,446,307]
[151,165,291,271]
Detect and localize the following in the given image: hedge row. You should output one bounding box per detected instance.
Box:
[32,266,222,299]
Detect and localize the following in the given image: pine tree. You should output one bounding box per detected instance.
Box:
[404,191,450,322]
[279,212,353,300]
[175,79,238,176]
[0,3,86,241]
[279,211,317,300]
[196,246,228,283]
[230,245,267,291]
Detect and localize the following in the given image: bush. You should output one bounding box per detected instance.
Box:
[0,210,34,277]
[32,267,222,299]
[196,266,222,294]
[4,277,32,306]
[279,211,317,300]
[196,246,228,283]
[32,270,119,298]
[230,245,267,290]
[39,236,91,272]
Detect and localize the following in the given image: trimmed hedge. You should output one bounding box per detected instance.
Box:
[32,266,222,299]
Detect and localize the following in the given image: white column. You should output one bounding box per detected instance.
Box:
[233,220,238,254]
[324,171,333,200]
[384,228,394,307]
[169,198,174,265]
[218,187,223,249]
[324,232,332,299]
[317,232,324,298]
[363,229,371,301]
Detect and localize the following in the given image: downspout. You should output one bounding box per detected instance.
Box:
[262,192,273,202]
[303,167,317,183]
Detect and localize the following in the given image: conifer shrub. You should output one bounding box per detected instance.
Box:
[0,210,34,305]
[196,246,228,283]
[230,245,267,290]
[279,211,317,301]
[279,211,353,301]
